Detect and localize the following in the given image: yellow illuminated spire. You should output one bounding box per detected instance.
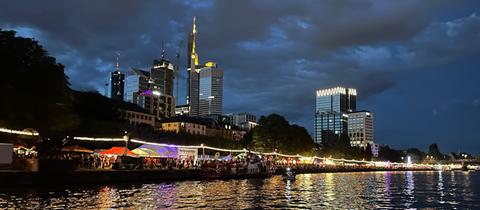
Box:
[191,16,199,67]
[193,16,196,34]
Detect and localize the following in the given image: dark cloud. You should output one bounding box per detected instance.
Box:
[1,1,480,153]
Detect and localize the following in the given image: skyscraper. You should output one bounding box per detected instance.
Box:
[149,57,176,118]
[124,64,176,120]
[125,68,150,103]
[109,53,125,101]
[346,111,374,148]
[187,16,200,116]
[184,16,224,117]
[199,62,223,116]
[314,87,357,144]
[151,58,175,96]
[109,70,124,101]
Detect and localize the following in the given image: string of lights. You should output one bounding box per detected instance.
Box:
[0,127,39,136]
[72,135,433,167]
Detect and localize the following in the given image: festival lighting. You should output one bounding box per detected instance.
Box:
[72,135,440,169]
[0,127,39,136]
[407,156,412,167]
[73,137,125,142]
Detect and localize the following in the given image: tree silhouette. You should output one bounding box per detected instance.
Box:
[251,113,315,155]
[0,29,78,137]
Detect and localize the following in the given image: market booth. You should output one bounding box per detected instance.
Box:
[131,148,159,157]
[137,144,178,158]
[136,144,198,161]
[98,147,137,157]
[97,147,140,170]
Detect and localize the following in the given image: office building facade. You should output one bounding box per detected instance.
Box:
[109,71,125,101]
[228,113,257,130]
[314,87,357,144]
[199,63,223,116]
[346,111,374,148]
[124,64,176,119]
[125,68,150,103]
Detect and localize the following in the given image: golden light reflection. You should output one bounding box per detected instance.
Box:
[323,173,336,206]
[97,186,116,209]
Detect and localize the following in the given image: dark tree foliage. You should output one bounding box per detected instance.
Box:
[377,145,402,162]
[70,91,126,137]
[250,114,316,155]
[0,30,129,157]
[428,143,444,160]
[0,29,78,137]
[320,133,372,160]
[406,147,426,162]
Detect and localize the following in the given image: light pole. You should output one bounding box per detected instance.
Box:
[123,131,129,156]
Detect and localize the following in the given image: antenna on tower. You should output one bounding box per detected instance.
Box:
[161,41,166,59]
[115,51,120,71]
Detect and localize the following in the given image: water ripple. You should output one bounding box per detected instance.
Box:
[1,171,479,209]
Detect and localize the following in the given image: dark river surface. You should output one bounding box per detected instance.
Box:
[1,171,479,209]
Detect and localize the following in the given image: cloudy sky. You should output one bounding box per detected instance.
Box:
[1,0,480,153]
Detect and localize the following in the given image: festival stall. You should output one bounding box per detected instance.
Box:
[137,144,178,158]
[131,147,159,157]
[178,148,198,162]
[97,147,137,157]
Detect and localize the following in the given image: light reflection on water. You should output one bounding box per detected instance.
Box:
[1,171,479,209]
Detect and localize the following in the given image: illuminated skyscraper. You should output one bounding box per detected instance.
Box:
[124,58,176,119]
[149,57,176,118]
[109,70,124,101]
[186,16,201,116]
[199,62,223,116]
[314,87,357,144]
[185,16,223,117]
[109,52,125,101]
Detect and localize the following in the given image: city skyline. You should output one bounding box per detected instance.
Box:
[1,1,480,153]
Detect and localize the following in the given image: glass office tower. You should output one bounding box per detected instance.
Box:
[198,63,223,116]
[109,71,125,101]
[314,87,356,144]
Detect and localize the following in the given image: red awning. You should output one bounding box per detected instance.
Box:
[98,147,137,157]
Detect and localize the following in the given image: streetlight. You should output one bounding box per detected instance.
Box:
[123,131,129,156]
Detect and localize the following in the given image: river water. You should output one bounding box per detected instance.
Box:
[1,171,479,209]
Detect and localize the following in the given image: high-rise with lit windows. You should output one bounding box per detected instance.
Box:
[109,70,125,101]
[314,87,357,144]
[198,62,223,116]
[185,16,223,117]
[346,111,374,148]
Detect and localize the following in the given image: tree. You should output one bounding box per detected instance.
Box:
[428,143,443,160]
[406,147,425,162]
[364,143,373,161]
[251,114,315,155]
[0,29,78,137]
[377,145,402,162]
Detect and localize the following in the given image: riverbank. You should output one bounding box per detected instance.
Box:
[0,167,434,186]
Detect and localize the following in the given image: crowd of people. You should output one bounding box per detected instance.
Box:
[11,149,430,173]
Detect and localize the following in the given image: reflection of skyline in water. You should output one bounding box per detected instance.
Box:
[1,172,479,209]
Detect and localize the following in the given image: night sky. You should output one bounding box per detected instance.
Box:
[1,1,479,154]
